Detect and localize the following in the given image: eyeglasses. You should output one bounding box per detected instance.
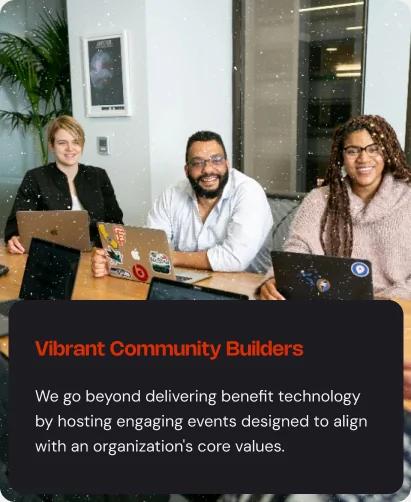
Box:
[187,155,226,169]
[343,143,382,158]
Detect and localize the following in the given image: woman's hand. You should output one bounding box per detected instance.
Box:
[7,236,25,254]
[91,248,109,277]
[258,278,285,300]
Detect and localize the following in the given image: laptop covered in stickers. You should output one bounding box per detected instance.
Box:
[97,223,211,284]
[271,251,373,300]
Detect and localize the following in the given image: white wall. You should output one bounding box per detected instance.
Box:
[145,0,232,201]
[67,0,232,225]
[364,0,411,146]
[67,0,151,226]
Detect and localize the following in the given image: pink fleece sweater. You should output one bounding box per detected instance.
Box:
[270,173,411,299]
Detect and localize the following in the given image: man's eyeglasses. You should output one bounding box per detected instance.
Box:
[343,143,382,158]
[187,155,226,169]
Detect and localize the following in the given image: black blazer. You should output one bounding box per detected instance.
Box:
[4,163,123,245]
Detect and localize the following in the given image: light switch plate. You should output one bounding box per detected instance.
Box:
[97,136,110,155]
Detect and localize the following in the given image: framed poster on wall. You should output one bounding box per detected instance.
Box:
[82,32,131,117]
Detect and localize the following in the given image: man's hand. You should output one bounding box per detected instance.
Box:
[404,360,411,400]
[92,248,109,278]
[7,236,25,254]
[258,278,285,300]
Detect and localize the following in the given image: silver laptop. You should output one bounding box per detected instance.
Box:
[98,223,211,284]
[17,210,91,252]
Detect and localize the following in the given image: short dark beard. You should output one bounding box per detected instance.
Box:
[187,169,229,199]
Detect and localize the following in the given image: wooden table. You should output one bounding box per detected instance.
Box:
[0,247,262,355]
[0,247,262,301]
[1,246,410,408]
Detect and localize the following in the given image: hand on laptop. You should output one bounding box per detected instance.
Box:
[7,236,25,254]
[258,278,285,300]
[92,248,109,277]
[405,360,411,400]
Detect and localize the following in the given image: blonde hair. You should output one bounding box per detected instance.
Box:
[47,115,85,148]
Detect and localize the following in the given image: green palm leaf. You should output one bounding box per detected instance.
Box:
[0,13,71,164]
[0,34,41,100]
[31,13,71,114]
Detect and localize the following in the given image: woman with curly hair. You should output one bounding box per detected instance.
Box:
[259,114,411,300]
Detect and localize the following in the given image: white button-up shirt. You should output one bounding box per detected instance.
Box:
[147,168,273,273]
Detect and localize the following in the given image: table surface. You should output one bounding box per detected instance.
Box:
[0,248,263,301]
[1,246,410,409]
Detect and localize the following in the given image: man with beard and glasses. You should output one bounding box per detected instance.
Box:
[92,131,273,276]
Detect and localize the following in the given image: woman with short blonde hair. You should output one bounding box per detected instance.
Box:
[5,115,123,253]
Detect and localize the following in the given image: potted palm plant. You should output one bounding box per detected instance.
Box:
[0,12,71,164]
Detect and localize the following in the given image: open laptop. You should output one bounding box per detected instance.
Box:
[0,238,81,336]
[271,251,373,300]
[17,210,91,252]
[147,277,249,300]
[98,223,211,284]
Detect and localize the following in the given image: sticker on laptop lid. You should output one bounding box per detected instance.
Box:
[132,263,149,282]
[316,278,331,293]
[114,226,126,246]
[351,261,370,278]
[131,248,141,261]
[99,224,119,249]
[110,267,131,279]
[107,246,123,264]
[98,223,109,240]
[149,251,171,275]
[299,269,319,288]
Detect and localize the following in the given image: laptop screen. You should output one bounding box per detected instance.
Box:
[147,277,248,301]
[19,238,81,300]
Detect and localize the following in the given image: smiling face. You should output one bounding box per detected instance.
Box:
[343,129,385,201]
[49,128,83,169]
[185,140,229,199]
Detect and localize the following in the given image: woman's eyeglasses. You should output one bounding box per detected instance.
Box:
[343,143,382,158]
